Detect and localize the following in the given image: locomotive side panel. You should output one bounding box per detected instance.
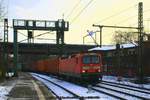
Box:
[59,56,81,77]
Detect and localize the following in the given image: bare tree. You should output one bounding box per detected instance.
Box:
[0,0,6,20]
[0,0,6,78]
[112,30,138,45]
[0,0,7,42]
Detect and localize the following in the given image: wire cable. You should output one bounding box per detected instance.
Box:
[35,38,56,41]
[70,0,94,24]
[116,14,138,25]
[115,8,150,25]
[18,31,28,37]
[65,0,82,20]
[143,8,150,13]
[6,0,9,18]
[94,4,137,24]
[19,31,53,43]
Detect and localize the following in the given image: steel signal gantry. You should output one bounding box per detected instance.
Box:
[13,19,69,76]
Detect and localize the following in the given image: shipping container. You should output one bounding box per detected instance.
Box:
[44,58,59,75]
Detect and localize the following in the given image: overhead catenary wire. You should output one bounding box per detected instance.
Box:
[94,4,138,25]
[115,14,138,25]
[19,31,54,43]
[143,8,150,13]
[0,0,8,19]
[0,0,5,20]
[6,0,9,18]
[93,5,150,27]
[65,0,82,20]
[70,0,94,24]
[115,8,150,25]
[33,31,54,38]
[35,38,54,40]
[18,31,28,37]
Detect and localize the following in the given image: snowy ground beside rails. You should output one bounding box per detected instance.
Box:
[32,73,150,100]
[1,73,149,100]
[102,75,150,89]
[32,73,116,100]
[0,86,13,100]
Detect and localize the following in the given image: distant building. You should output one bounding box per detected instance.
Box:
[89,40,150,77]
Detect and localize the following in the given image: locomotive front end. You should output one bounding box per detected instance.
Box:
[81,53,102,82]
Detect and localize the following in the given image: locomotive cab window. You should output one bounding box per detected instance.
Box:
[91,55,100,64]
[83,56,90,64]
[83,55,100,64]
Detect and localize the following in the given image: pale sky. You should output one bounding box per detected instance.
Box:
[5,0,150,45]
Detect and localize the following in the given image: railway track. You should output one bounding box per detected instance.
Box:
[92,81,150,100]
[103,80,150,92]
[49,75,127,99]
[33,74,100,100]
[32,73,150,100]
[90,86,126,100]
[102,81,150,94]
[37,74,126,100]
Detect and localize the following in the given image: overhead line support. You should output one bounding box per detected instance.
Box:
[93,24,139,47]
[137,2,144,84]
[13,19,69,76]
[3,18,9,77]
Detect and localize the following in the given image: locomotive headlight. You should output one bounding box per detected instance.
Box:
[82,70,85,73]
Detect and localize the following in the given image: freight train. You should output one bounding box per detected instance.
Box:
[28,52,103,83]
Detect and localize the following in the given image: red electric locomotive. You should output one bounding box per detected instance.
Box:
[59,52,102,82]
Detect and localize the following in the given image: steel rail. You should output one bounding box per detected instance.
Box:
[101,81,150,94]
[103,80,150,91]
[95,84,149,100]
[33,74,99,100]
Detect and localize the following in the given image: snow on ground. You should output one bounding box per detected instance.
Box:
[0,78,16,100]
[32,73,116,100]
[0,86,13,100]
[101,76,150,99]
[97,84,150,99]
[1,73,149,100]
[32,73,150,100]
[33,75,75,97]
[102,75,150,89]
[92,86,140,100]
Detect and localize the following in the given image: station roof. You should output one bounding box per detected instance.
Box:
[88,43,137,51]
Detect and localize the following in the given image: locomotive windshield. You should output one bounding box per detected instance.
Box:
[83,55,100,64]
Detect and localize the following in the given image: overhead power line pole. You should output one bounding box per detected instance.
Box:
[138,2,144,84]
[2,18,8,77]
[93,2,144,83]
